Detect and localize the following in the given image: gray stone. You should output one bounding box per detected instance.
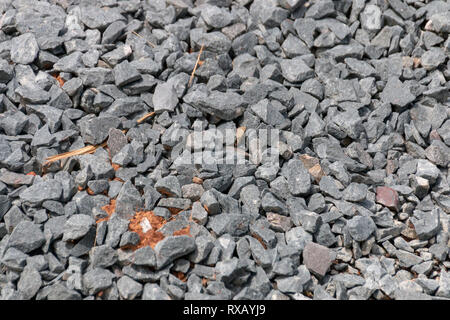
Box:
[411,209,440,240]
[107,128,128,159]
[7,221,45,253]
[117,275,143,300]
[208,214,249,237]
[114,60,141,87]
[79,115,121,145]
[142,283,171,300]
[396,250,423,268]
[105,214,129,248]
[361,4,382,31]
[17,267,42,300]
[133,246,156,267]
[286,159,311,196]
[89,245,117,268]
[153,82,179,113]
[184,89,246,120]
[1,247,28,271]
[115,181,143,219]
[155,175,182,198]
[11,33,39,64]
[154,235,196,269]
[342,183,368,202]
[436,271,450,298]
[83,268,115,295]
[380,77,415,107]
[347,216,376,242]
[19,180,62,206]
[285,226,313,252]
[280,57,314,83]
[291,209,321,233]
[319,176,342,199]
[63,214,95,242]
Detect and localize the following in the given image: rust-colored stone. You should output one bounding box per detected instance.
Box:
[96,199,116,224]
[376,186,399,211]
[309,163,325,183]
[173,225,191,237]
[128,211,167,250]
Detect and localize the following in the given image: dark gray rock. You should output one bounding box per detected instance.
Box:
[380,77,416,107]
[153,82,179,113]
[19,180,62,206]
[155,175,182,198]
[83,268,115,295]
[280,57,314,83]
[11,33,39,65]
[114,60,142,87]
[411,209,440,240]
[89,245,117,268]
[347,216,376,242]
[7,221,45,253]
[184,89,246,120]
[79,115,121,145]
[17,266,42,300]
[117,275,143,300]
[154,235,196,269]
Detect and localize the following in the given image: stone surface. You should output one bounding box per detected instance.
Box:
[11,33,39,64]
[376,186,399,211]
[347,216,376,242]
[0,0,448,301]
[303,242,336,278]
[154,236,196,269]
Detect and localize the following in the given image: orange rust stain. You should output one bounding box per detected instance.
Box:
[96,199,116,224]
[77,186,84,191]
[168,207,183,215]
[26,171,37,176]
[197,60,204,66]
[111,163,120,171]
[173,225,191,237]
[203,204,210,213]
[56,75,65,87]
[201,278,208,287]
[127,211,166,250]
[251,233,267,249]
[51,73,65,87]
[86,187,95,195]
[113,177,124,182]
[172,271,187,282]
[192,177,203,184]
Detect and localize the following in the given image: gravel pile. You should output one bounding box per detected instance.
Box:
[0,0,449,300]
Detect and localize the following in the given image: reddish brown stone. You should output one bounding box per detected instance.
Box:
[299,154,319,169]
[303,242,336,278]
[429,130,441,142]
[376,186,399,211]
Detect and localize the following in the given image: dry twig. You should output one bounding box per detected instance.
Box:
[131,30,156,48]
[188,44,204,87]
[44,112,156,165]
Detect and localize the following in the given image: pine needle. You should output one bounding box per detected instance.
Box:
[45,112,156,165]
[44,142,107,165]
[131,30,156,48]
[137,111,155,123]
[188,44,204,87]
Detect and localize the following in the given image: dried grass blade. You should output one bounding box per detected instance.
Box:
[188,44,204,87]
[131,30,156,48]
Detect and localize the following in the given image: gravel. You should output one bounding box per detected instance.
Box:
[0,0,448,301]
